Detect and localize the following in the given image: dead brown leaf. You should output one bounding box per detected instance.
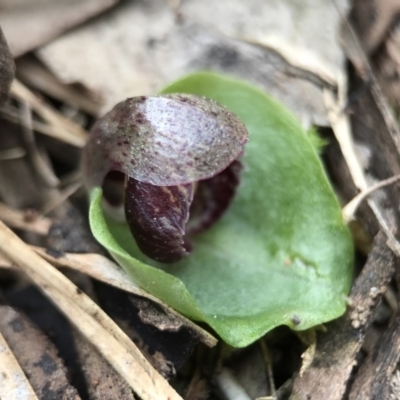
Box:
[16,55,102,115]
[0,0,120,57]
[37,0,348,126]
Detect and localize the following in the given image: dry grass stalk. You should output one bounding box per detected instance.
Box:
[33,246,217,346]
[0,245,217,347]
[0,221,182,400]
[10,79,87,147]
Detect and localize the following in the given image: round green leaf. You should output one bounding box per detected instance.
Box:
[88,72,353,347]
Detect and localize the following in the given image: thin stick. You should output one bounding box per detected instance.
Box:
[0,147,26,160]
[0,107,73,141]
[0,246,217,347]
[10,80,87,148]
[259,339,277,399]
[0,221,182,400]
[324,77,368,191]
[324,75,400,257]
[215,368,251,400]
[33,247,217,346]
[40,181,82,215]
[0,330,38,400]
[342,174,400,222]
[0,251,11,267]
[19,101,59,188]
[0,202,51,235]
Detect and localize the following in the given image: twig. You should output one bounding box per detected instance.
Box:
[0,202,51,235]
[0,251,11,267]
[40,181,82,215]
[370,202,400,257]
[0,147,26,160]
[16,56,102,115]
[10,80,87,148]
[324,74,400,257]
[0,106,74,141]
[0,245,217,347]
[324,76,367,191]
[33,246,217,347]
[0,330,38,400]
[19,101,59,188]
[215,368,251,400]
[0,221,182,400]
[342,174,400,222]
[259,339,277,398]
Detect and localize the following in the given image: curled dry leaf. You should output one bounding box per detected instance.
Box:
[37,0,349,126]
[82,94,248,262]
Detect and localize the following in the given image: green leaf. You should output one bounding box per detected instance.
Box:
[88,72,353,347]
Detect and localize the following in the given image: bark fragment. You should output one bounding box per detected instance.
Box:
[290,232,395,400]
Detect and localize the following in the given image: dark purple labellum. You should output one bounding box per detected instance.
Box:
[125,179,194,263]
[186,160,243,236]
[82,94,248,263]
